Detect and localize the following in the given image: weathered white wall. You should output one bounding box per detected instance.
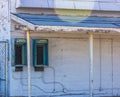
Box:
[11,0,120,17]
[16,0,120,11]
[0,0,10,40]
[10,32,120,97]
[0,0,10,96]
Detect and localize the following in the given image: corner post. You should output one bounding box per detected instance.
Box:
[89,33,94,97]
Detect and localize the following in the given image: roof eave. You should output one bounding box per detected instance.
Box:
[11,13,120,33]
[34,25,120,33]
[11,14,35,30]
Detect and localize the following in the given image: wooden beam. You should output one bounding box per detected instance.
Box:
[35,25,120,33]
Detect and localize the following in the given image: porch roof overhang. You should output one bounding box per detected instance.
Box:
[11,13,120,33]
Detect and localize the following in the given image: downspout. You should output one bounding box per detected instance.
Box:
[89,33,94,97]
[5,41,8,97]
[26,28,31,97]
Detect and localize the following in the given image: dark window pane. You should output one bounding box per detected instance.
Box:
[37,44,43,65]
[15,44,22,65]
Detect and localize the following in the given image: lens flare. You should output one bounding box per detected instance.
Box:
[54,0,95,24]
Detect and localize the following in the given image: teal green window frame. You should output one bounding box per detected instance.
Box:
[12,38,27,66]
[33,39,48,66]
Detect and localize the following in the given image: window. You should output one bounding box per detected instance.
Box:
[33,39,48,67]
[12,38,27,67]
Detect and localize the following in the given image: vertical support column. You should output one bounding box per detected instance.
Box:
[89,33,94,97]
[26,29,31,97]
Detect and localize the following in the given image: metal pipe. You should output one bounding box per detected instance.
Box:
[5,42,8,97]
[89,33,94,97]
[26,29,31,97]
[111,38,113,96]
[99,35,102,91]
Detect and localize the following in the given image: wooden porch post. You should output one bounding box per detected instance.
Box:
[89,33,94,97]
[26,29,31,97]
